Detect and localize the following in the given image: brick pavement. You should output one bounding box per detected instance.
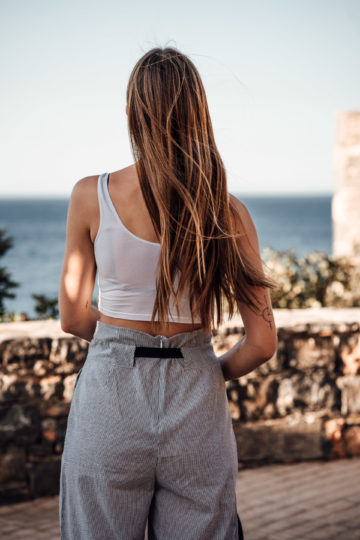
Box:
[0,458,359,539]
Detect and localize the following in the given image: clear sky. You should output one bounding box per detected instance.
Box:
[1,0,359,197]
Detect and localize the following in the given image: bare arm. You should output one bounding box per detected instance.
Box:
[58,177,100,342]
[219,195,278,381]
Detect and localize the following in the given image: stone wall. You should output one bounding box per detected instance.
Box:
[0,333,88,504]
[212,314,360,467]
[1,309,360,504]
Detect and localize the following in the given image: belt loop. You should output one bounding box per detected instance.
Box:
[178,347,185,368]
[128,345,136,367]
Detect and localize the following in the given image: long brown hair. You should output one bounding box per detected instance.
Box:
[126,47,275,331]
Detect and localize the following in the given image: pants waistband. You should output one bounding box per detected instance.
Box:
[93,320,213,349]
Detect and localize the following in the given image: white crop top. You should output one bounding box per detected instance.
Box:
[94,172,202,323]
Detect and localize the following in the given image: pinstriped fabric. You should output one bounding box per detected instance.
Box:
[59,321,240,539]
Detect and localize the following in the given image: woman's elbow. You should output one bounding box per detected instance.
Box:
[261,334,278,361]
[251,334,278,362]
[59,308,78,335]
[60,319,74,334]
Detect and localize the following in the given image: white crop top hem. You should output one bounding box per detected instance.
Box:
[98,306,201,323]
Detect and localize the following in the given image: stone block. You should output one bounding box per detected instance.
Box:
[40,375,63,400]
[244,380,258,399]
[49,336,88,365]
[56,417,68,446]
[28,443,54,458]
[233,417,323,462]
[237,376,278,420]
[0,373,20,402]
[276,371,337,415]
[263,402,276,419]
[0,448,26,483]
[276,378,293,415]
[344,426,360,456]
[225,380,246,403]
[0,404,41,447]
[323,417,347,458]
[41,418,57,443]
[33,359,54,376]
[54,442,64,454]
[0,481,30,505]
[329,438,347,459]
[27,457,61,497]
[340,336,360,375]
[255,376,278,409]
[49,338,70,364]
[43,402,70,418]
[336,376,360,414]
[41,418,56,442]
[0,338,52,368]
[345,413,360,425]
[229,389,239,402]
[324,417,345,441]
[228,401,241,421]
[287,337,336,371]
[66,339,89,365]
[54,363,78,374]
[241,400,259,421]
[63,373,78,402]
[0,373,41,403]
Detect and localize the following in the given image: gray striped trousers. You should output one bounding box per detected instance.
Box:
[59,321,240,539]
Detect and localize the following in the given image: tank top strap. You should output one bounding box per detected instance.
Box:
[97,172,119,226]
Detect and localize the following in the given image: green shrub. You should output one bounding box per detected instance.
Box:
[0,229,19,317]
[31,294,59,319]
[263,247,360,308]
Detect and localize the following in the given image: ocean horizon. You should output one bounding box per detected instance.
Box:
[0,193,333,318]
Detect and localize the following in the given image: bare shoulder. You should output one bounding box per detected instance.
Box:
[229,194,255,234]
[69,175,99,209]
[71,175,98,200]
[228,193,261,261]
[67,175,100,230]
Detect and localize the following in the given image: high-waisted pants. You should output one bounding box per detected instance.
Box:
[59,321,241,539]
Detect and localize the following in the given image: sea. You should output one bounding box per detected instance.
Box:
[0,195,332,319]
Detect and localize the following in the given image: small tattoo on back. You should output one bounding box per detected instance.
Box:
[261,294,273,329]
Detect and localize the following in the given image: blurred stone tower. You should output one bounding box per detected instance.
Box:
[332,111,360,257]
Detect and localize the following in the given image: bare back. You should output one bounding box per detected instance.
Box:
[87,164,205,336]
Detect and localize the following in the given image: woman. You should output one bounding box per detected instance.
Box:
[58,47,277,540]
